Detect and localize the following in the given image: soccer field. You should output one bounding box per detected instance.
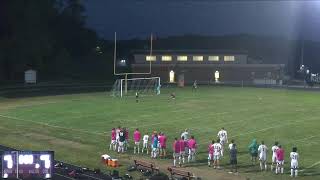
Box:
[0,86,319,180]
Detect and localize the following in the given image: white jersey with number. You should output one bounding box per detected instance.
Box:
[143,135,149,143]
[213,143,222,156]
[271,145,279,162]
[258,144,268,161]
[217,130,228,144]
[290,152,299,168]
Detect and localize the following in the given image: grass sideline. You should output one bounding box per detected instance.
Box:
[0,86,320,179]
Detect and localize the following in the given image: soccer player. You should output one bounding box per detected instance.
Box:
[133,128,141,154]
[156,84,161,95]
[276,145,284,174]
[158,132,167,158]
[151,134,159,158]
[124,127,129,151]
[118,129,126,153]
[188,136,197,162]
[213,139,222,169]
[170,92,176,100]
[290,147,299,177]
[248,139,259,165]
[172,138,181,167]
[229,143,238,173]
[109,128,117,151]
[179,136,186,167]
[135,91,139,103]
[181,129,189,141]
[208,140,214,167]
[258,141,268,171]
[271,141,279,172]
[142,133,149,154]
[115,126,121,150]
[192,80,198,92]
[217,127,228,156]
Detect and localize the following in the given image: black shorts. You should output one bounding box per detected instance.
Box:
[251,153,258,157]
[230,159,237,165]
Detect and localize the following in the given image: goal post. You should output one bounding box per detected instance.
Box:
[112,77,161,97]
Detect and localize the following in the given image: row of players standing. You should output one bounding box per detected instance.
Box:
[108,127,299,177]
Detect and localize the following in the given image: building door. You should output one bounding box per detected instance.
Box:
[178,73,185,87]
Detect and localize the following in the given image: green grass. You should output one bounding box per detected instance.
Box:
[0,86,320,180]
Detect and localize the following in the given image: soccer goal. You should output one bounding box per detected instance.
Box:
[111,77,161,97]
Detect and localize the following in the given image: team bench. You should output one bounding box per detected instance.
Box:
[167,167,195,180]
[134,159,160,174]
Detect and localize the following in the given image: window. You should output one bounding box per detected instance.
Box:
[208,56,219,61]
[193,56,203,61]
[146,56,156,61]
[224,56,235,61]
[169,70,175,83]
[177,56,188,61]
[161,56,172,61]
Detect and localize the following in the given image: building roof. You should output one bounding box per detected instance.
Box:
[131,49,248,55]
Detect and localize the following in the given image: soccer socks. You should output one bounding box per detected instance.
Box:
[208,160,211,166]
[134,147,136,154]
[188,155,191,163]
[265,164,267,171]
[295,170,298,177]
[281,167,284,174]
[260,162,263,171]
[182,156,185,164]
[271,165,273,171]
[173,159,176,167]
[138,146,140,154]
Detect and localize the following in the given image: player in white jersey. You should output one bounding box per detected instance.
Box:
[213,139,222,169]
[290,147,299,177]
[217,127,228,156]
[142,134,149,154]
[258,141,268,171]
[270,141,279,172]
[228,139,236,150]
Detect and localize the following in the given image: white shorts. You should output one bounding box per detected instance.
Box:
[111,140,116,144]
[143,142,148,148]
[208,154,213,160]
[277,160,284,165]
[152,148,158,153]
[213,154,221,160]
[173,153,180,158]
[180,151,186,157]
[259,155,267,161]
[220,139,227,146]
[189,148,196,155]
[272,155,277,163]
[291,161,298,169]
[134,141,140,146]
[118,141,124,147]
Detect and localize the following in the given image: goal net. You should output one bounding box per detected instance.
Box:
[111,77,161,97]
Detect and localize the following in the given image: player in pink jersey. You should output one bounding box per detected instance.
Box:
[172,137,181,167]
[178,136,186,167]
[276,145,285,174]
[187,136,197,162]
[123,128,129,151]
[109,128,117,151]
[158,132,167,158]
[133,128,141,154]
[208,140,214,167]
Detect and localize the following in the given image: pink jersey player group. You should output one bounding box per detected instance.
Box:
[109,126,300,178]
[172,129,198,167]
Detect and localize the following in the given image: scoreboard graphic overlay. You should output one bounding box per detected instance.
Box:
[1,151,54,179]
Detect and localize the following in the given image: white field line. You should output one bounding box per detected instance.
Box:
[55,173,76,180]
[0,114,105,136]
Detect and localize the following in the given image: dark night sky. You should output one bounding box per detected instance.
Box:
[83,0,320,41]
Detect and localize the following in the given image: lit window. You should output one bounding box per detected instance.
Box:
[177,56,188,61]
[208,56,219,61]
[193,56,203,61]
[169,70,175,83]
[224,56,235,61]
[161,56,172,61]
[146,56,156,61]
